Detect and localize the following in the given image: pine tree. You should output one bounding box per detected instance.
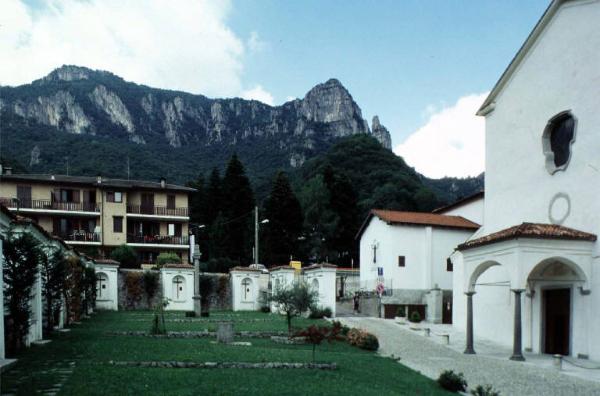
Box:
[186,174,205,225]
[41,248,68,334]
[205,168,222,226]
[263,171,304,266]
[221,154,255,263]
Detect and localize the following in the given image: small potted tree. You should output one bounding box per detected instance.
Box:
[394,306,407,324]
[408,310,422,330]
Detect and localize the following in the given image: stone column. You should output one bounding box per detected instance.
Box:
[192,245,202,316]
[510,289,525,361]
[464,291,476,354]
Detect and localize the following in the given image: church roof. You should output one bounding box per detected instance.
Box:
[457,222,597,251]
[162,263,193,269]
[433,191,484,214]
[356,209,479,240]
[477,0,573,115]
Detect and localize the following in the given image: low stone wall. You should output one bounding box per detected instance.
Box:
[109,330,289,338]
[109,361,337,370]
[201,273,232,311]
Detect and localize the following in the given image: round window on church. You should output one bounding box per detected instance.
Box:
[542,111,576,174]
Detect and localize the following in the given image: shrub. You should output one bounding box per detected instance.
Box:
[40,248,68,334]
[111,245,138,269]
[395,306,406,317]
[437,370,467,393]
[293,322,343,362]
[332,320,351,336]
[260,306,271,313]
[185,311,196,318]
[309,306,332,319]
[409,311,422,323]
[199,275,214,317]
[3,231,43,354]
[156,252,182,267]
[346,328,379,351]
[471,385,500,396]
[150,299,168,335]
[124,272,144,309]
[143,271,160,303]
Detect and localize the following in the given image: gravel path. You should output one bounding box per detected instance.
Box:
[338,317,600,396]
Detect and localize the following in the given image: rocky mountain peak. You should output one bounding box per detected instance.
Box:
[371,115,392,150]
[42,65,93,82]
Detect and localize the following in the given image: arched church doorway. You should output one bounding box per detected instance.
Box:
[542,288,570,355]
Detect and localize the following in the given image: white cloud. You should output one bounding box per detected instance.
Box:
[0,0,258,98]
[241,85,274,105]
[394,93,489,178]
[247,31,267,53]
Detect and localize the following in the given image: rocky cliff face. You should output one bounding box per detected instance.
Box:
[371,116,392,150]
[0,65,393,179]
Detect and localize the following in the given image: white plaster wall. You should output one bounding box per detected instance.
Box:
[161,269,194,311]
[465,0,600,358]
[304,268,336,317]
[484,2,600,250]
[95,265,119,311]
[0,238,4,359]
[360,217,474,291]
[439,197,484,225]
[230,271,261,311]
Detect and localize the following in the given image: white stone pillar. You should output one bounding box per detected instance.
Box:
[0,238,5,359]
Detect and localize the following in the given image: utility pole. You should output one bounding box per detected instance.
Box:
[254,206,259,265]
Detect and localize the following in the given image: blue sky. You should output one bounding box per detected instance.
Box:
[2,0,551,177]
[230,0,549,143]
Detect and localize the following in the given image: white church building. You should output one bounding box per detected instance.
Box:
[452,0,600,361]
[357,209,480,322]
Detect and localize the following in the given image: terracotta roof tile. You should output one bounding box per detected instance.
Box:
[94,259,120,266]
[230,266,263,273]
[458,223,597,251]
[372,209,480,230]
[269,265,296,271]
[162,263,193,269]
[303,263,337,271]
[432,191,484,214]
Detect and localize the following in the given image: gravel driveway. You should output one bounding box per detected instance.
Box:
[337,317,600,396]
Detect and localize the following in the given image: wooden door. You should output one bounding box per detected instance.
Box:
[543,288,570,355]
[141,193,154,214]
[17,185,32,208]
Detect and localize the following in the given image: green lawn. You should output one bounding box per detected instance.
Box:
[1,311,451,395]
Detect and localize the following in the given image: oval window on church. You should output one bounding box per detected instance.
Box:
[542,111,576,174]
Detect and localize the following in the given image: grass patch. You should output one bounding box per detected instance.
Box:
[2,311,451,395]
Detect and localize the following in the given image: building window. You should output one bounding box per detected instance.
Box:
[107,191,123,203]
[113,216,123,233]
[398,256,405,267]
[167,194,176,210]
[446,258,453,272]
[542,111,576,174]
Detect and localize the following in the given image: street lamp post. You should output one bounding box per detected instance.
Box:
[189,223,205,317]
[253,206,268,265]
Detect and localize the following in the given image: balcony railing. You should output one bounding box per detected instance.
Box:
[54,231,101,243]
[127,234,189,245]
[0,198,100,213]
[126,204,188,217]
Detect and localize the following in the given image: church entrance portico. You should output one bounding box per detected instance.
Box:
[457,226,595,361]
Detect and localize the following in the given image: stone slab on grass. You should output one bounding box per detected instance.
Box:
[109,360,337,370]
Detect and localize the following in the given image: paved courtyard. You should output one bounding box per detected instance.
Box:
[337,317,600,396]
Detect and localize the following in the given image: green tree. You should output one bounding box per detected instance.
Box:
[41,248,68,334]
[110,244,138,269]
[187,174,205,225]
[156,252,182,267]
[82,265,97,315]
[205,168,222,226]
[221,154,255,263]
[263,171,303,266]
[268,281,318,334]
[3,231,42,353]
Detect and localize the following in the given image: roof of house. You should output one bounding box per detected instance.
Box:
[433,191,484,214]
[230,266,263,273]
[477,0,570,115]
[303,263,337,271]
[457,222,597,251]
[0,173,196,193]
[356,209,480,240]
[162,263,194,269]
[94,259,120,266]
[270,265,296,271]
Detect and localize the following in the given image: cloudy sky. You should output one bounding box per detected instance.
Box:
[1,0,549,178]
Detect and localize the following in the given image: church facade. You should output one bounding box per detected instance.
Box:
[452,0,600,360]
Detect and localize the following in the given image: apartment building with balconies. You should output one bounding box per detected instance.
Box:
[0,169,194,265]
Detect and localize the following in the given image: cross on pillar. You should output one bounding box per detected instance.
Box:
[173,277,183,300]
[510,289,526,361]
[242,279,251,300]
[464,291,476,354]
